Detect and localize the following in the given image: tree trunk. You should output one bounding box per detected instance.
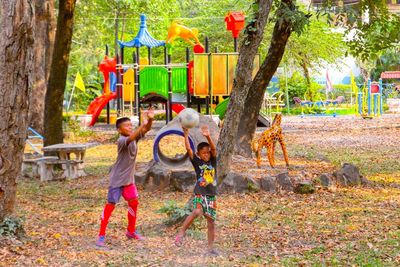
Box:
[234,0,295,158]
[217,0,273,182]
[300,58,311,85]
[44,0,76,147]
[29,0,55,134]
[120,12,125,41]
[0,0,35,221]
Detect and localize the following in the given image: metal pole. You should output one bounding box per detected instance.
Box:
[186,47,190,107]
[135,48,141,125]
[285,65,290,114]
[379,78,383,115]
[205,36,210,115]
[66,84,75,113]
[367,79,371,115]
[106,44,110,124]
[116,53,121,116]
[168,53,173,122]
[120,46,125,116]
[234,37,238,52]
[148,47,152,65]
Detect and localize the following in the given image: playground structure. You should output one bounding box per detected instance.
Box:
[86,13,258,128]
[355,78,383,117]
[84,12,269,165]
[380,71,400,113]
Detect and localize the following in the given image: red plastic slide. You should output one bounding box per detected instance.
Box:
[86,93,117,126]
[172,104,185,114]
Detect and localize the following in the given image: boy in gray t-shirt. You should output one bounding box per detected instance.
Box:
[96,109,154,247]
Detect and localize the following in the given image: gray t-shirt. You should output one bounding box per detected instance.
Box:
[109,136,138,188]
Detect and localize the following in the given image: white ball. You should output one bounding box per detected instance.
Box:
[178,108,200,129]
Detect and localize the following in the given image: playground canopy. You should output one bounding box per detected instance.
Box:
[118,14,165,48]
[381,71,400,79]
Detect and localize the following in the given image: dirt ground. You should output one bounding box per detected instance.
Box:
[1,114,400,266]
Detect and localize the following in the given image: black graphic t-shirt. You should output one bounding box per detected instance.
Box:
[190,155,217,196]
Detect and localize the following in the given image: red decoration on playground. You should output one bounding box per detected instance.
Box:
[370,82,380,94]
[98,55,117,95]
[224,12,245,38]
[193,44,205,53]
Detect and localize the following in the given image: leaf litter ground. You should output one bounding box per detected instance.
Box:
[2,114,400,266]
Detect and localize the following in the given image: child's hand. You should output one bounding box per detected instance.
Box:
[200,125,210,137]
[147,107,154,120]
[142,108,154,125]
[182,126,189,136]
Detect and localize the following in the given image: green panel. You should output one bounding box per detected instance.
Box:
[139,66,168,98]
[172,67,187,94]
[215,97,230,120]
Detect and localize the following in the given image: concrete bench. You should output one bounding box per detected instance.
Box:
[22,156,58,179]
[22,156,85,181]
[41,143,88,181]
[22,143,92,181]
[38,158,85,181]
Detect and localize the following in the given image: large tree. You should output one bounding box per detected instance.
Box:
[44,0,76,147]
[29,0,56,133]
[234,0,308,157]
[218,0,400,179]
[0,0,35,221]
[217,0,274,181]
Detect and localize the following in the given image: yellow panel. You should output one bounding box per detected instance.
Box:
[123,69,135,102]
[211,54,228,96]
[227,54,238,94]
[139,58,149,70]
[194,54,209,96]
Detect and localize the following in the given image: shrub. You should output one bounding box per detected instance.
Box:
[279,72,308,105]
[0,217,25,237]
[66,119,94,137]
[156,200,192,226]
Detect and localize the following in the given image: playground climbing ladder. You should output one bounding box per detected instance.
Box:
[26,127,44,155]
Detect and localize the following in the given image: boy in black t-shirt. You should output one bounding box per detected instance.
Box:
[174,125,218,255]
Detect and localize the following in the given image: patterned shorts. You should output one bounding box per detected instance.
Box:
[193,195,217,221]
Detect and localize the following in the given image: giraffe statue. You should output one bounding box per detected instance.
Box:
[251,113,289,168]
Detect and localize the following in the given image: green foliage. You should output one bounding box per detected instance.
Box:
[305,81,324,102]
[156,200,192,226]
[276,1,310,36]
[138,112,177,121]
[371,49,400,81]
[67,0,250,111]
[279,72,307,104]
[66,119,94,137]
[316,0,400,61]
[0,217,25,237]
[282,8,347,79]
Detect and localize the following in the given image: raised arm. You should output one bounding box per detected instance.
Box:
[126,108,154,145]
[139,108,154,136]
[201,125,216,158]
[182,127,194,160]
